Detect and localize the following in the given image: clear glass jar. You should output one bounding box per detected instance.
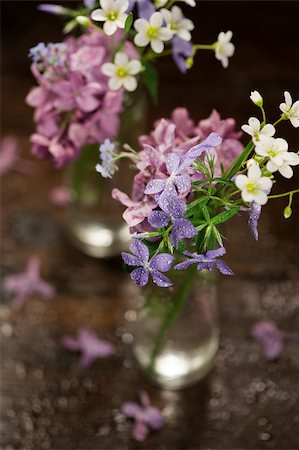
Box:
[131,266,219,389]
[65,87,147,258]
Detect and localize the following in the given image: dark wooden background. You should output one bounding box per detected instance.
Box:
[1,2,299,449]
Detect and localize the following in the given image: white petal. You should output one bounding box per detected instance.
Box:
[172,6,183,21]
[134,32,149,47]
[261,124,275,137]
[283,152,299,165]
[290,117,299,128]
[253,191,268,205]
[284,91,292,106]
[177,29,192,41]
[160,8,172,22]
[255,142,268,157]
[224,42,235,57]
[116,0,129,13]
[116,13,127,28]
[150,12,163,28]
[235,174,248,190]
[151,38,164,53]
[241,124,253,136]
[248,164,261,180]
[123,76,137,92]
[242,190,254,203]
[91,8,106,21]
[181,18,194,31]
[100,0,114,11]
[134,18,148,32]
[266,160,278,173]
[279,164,293,179]
[275,137,288,152]
[159,27,173,41]
[103,20,117,35]
[127,59,142,74]
[257,177,272,191]
[248,117,260,132]
[102,62,116,76]
[115,52,128,66]
[109,76,123,90]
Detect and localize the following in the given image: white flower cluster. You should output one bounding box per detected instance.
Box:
[236,91,299,205]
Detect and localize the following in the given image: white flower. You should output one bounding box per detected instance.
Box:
[255,136,299,179]
[91,0,129,36]
[161,6,194,41]
[96,139,117,178]
[134,12,173,54]
[279,91,299,128]
[155,0,196,6]
[241,117,275,144]
[235,163,272,205]
[214,30,235,68]
[102,52,142,92]
[250,90,263,107]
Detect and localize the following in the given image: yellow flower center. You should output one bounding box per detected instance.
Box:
[147,26,159,39]
[246,182,257,193]
[107,10,118,21]
[116,67,128,78]
[268,149,277,157]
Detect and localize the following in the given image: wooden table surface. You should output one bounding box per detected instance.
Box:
[1,2,299,449]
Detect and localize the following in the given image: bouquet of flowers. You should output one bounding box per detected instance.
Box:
[105,91,299,286]
[26,0,235,167]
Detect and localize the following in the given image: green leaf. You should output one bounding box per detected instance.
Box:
[212,225,223,247]
[201,205,211,222]
[124,13,133,34]
[211,207,239,226]
[141,60,158,103]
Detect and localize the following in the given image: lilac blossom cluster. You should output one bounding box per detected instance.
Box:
[26,28,129,167]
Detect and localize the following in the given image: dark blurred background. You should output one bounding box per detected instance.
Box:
[1,2,299,450]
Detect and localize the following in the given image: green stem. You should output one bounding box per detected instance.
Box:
[147,265,198,374]
[268,188,299,199]
[223,141,255,180]
[193,44,215,51]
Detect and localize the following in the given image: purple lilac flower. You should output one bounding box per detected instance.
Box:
[121,240,174,287]
[148,197,197,249]
[128,0,155,19]
[38,4,71,15]
[3,257,55,308]
[122,391,165,442]
[62,327,115,367]
[172,36,193,74]
[251,320,295,361]
[84,0,96,8]
[95,139,117,178]
[248,202,261,241]
[144,132,222,209]
[112,187,156,227]
[174,247,234,275]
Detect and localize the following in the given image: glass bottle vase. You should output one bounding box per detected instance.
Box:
[131,266,219,389]
[65,88,147,258]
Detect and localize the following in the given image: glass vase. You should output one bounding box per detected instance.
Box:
[65,88,147,258]
[131,266,219,389]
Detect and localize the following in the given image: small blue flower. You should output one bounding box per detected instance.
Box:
[122,240,174,287]
[95,139,117,179]
[174,247,234,275]
[28,42,47,62]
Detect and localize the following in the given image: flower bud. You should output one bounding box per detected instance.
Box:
[283,206,292,219]
[250,90,263,107]
[185,57,194,69]
[76,15,92,26]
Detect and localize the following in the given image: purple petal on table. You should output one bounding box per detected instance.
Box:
[215,260,234,275]
[121,252,142,267]
[148,211,170,228]
[205,247,226,259]
[132,420,149,442]
[166,152,181,175]
[173,173,191,195]
[122,402,142,418]
[62,336,81,351]
[151,270,173,288]
[139,390,150,408]
[174,259,196,270]
[144,178,166,195]
[130,239,149,264]
[251,320,285,361]
[150,253,174,272]
[143,406,165,430]
[131,268,149,286]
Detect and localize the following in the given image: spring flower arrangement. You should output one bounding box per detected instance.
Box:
[26,0,235,167]
[98,91,299,287]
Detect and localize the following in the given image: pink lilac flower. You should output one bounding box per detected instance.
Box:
[148,196,197,249]
[62,327,115,367]
[26,28,125,167]
[112,188,156,227]
[121,391,165,442]
[3,257,55,308]
[194,109,243,173]
[174,247,234,275]
[121,240,174,287]
[49,186,72,206]
[251,320,295,361]
[171,107,195,138]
